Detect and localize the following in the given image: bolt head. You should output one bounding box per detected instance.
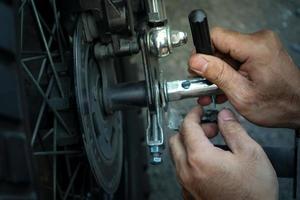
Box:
[151,156,162,165]
[150,145,160,153]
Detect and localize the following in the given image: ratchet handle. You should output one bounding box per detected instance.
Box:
[189,9,213,55]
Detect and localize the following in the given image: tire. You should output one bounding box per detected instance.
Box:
[3,0,150,199]
[0,1,37,199]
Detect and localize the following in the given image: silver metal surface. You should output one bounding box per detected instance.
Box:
[147,26,188,57]
[141,33,165,163]
[147,26,171,57]
[165,78,221,102]
[147,0,167,23]
[171,30,188,48]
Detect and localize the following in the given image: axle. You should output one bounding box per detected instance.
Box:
[102,77,220,113]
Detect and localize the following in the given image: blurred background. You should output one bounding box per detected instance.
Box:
[146,0,300,199]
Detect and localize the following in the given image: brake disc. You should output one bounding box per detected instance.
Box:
[73,19,123,193]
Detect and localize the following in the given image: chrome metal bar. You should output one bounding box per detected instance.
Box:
[146,0,167,23]
[165,78,221,102]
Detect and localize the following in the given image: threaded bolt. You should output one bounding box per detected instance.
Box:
[150,146,162,165]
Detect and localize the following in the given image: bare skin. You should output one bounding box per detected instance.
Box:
[189,27,300,128]
[169,107,278,200]
[169,27,300,199]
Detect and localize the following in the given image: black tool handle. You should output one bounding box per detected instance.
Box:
[189,9,218,123]
[189,9,213,55]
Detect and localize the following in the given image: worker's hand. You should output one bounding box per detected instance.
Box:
[188,27,300,128]
[169,106,278,200]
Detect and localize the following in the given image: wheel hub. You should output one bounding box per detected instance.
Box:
[74,19,123,194]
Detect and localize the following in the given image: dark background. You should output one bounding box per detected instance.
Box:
[146,0,300,199]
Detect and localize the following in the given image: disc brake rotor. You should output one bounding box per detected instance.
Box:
[74,19,123,193]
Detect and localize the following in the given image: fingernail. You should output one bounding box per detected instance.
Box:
[218,108,236,121]
[190,55,208,74]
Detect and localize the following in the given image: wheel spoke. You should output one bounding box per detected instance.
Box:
[53,119,57,200]
[37,16,61,82]
[21,61,71,135]
[21,51,59,56]
[19,0,25,50]
[63,163,81,200]
[33,150,81,156]
[18,0,27,14]
[30,0,65,97]
[51,0,65,66]
[31,77,54,147]
[42,128,54,141]
[21,55,47,62]
[19,0,89,198]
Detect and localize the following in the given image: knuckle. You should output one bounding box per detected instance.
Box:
[211,60,227,87]
[180,119,189,133]
[187,153,200,168]
[255,30,281,53]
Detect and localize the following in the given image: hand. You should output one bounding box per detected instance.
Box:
[188,27,300,128]
[169,106,278,200]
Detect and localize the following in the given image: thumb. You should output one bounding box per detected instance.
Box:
[189,54,251,99]
[217,109,256,154]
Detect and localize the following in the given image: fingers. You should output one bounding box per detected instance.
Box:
[216,94,228,104]
[197,96,211,106]
[197,94,228,106]
[189,53,252,100]
[169,134,187,168]
[217,109,256,154]
[211,27,253,62]
[202,123,218,138]
[180,106,213,153]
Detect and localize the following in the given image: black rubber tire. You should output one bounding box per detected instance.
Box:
[0,1,150,199]
[0,1,37,199]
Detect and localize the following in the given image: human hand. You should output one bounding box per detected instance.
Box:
[169,106,278,200]
[188,27,300,128]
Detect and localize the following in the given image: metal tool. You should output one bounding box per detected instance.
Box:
[164,78,220,102]
[100,8,221,165]
[161,9,220,104]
